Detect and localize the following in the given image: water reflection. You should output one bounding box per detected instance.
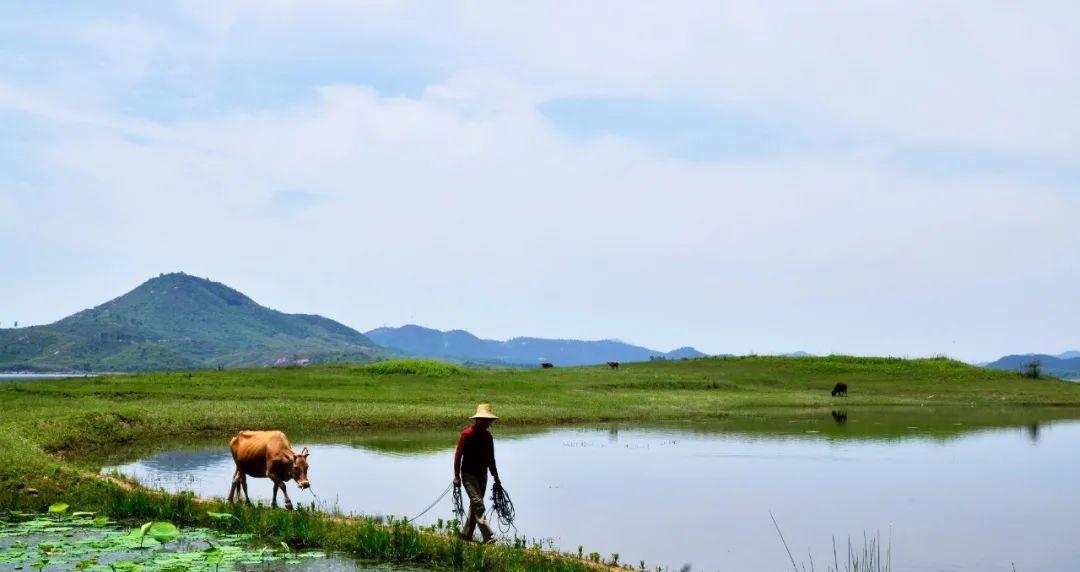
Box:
[108,419,1080,572]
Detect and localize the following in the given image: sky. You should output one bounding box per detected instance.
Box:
[1,2,1078,362]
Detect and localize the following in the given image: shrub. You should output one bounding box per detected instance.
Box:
[357,359,465,377]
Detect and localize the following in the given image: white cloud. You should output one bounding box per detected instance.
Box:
[0,2,1077,360]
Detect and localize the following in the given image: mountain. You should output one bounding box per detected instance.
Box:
[0,272,382,372]
[1057,351,1080,360]
[365,324,706,366]
[984,354,1080,379]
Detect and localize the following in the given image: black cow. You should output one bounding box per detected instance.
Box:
[541,362,554,369]
[831,382,848,397]
[607,361,620,370]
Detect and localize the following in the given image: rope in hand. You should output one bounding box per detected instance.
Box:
[490,481,517,536]
[408,482,455,522]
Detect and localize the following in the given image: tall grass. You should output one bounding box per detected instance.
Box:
[771,511,891,572]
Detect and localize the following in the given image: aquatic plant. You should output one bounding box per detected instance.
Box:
[770,511,892,572]
[0,509,325,572]
[136,521,180,546]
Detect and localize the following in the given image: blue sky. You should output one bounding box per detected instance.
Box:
[1,2,1078,361]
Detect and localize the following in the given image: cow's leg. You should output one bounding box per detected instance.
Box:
[269,477,294,510]
[278,479,294,510]
[229,468,242,503]
[271,479,279,508]
[240,473,251,505]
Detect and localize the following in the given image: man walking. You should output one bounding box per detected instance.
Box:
[453,403,500,543]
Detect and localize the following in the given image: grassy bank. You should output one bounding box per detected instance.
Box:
[3,356,1080,570]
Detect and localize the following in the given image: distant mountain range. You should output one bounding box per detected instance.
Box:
[0,272,708,372]
[365,324,706,366]
[0,272,383,372]
[984,352,1080,379]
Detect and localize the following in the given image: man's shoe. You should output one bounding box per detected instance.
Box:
[481,537,496,545]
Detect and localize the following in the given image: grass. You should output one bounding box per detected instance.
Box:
[3,355,1080,571]
[772,511,891,572]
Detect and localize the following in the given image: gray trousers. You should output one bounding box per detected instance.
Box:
[461,472,493,541]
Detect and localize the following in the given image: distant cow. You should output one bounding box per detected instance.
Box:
[228,430,310,510]
[831,383,848,397]
[541,362,555,369]
[607,361,620,370]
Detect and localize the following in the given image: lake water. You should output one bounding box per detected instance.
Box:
[0,373,90,381]
[108,420,1080,572]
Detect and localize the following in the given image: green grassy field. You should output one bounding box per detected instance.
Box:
[3,355,1080,571]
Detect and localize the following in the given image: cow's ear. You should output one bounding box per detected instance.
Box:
[300,447,309,456]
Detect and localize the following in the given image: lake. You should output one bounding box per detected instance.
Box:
[107,418,1080,572]
[0,373,91,381]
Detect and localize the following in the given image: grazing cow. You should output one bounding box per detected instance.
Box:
[228,430,310,510]
[831,383,848,397]
[541,362,554,369]
[607,361,620,370]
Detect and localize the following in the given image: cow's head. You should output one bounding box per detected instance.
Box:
[292,447,310,489]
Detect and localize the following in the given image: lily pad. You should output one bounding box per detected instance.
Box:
[139,521,180,544]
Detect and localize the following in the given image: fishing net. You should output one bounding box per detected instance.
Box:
[452,483,465,523]
[490,481,517,535]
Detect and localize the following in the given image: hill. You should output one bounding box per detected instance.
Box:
[365,324,706,366]
[985,354,1080,379]
[0,272,382,372]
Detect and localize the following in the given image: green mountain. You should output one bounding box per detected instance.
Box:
[0,272,382,372]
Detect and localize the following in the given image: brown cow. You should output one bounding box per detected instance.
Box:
[228,430,310,510]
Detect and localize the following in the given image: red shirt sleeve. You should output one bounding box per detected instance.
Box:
[453,428,470,478]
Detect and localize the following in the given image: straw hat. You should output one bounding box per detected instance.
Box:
[470,403,500,419]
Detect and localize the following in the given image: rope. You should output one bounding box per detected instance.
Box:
[490,481,517,535]
[408,483,454,522]
[300,486,326,512]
